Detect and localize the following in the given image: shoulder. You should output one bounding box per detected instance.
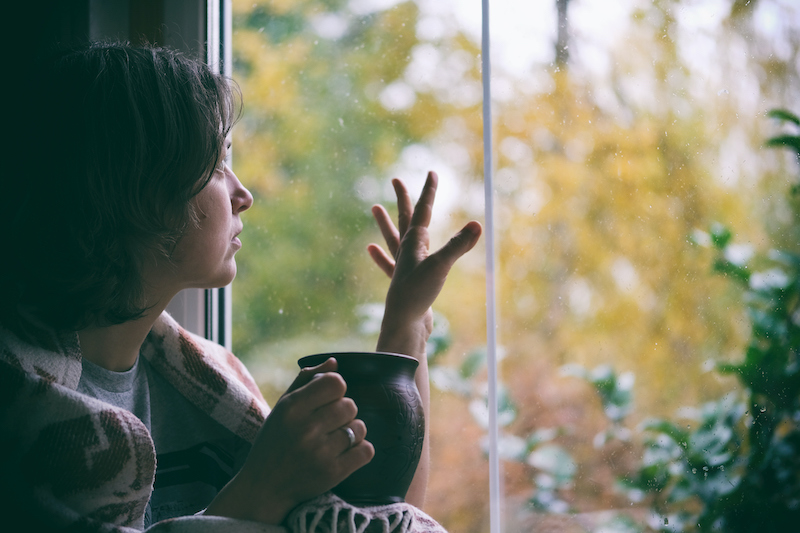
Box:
[141,312,269,442]
[0,318,82,389]
[0,342,155,529]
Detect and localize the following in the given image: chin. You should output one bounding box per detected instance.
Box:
[215,267,238,288]
[199,263,238,289]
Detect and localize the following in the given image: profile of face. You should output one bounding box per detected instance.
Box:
[163,145,254,292]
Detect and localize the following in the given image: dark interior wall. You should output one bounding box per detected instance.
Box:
[7,0,202,70]
[5,0,209,338]
[130,0,166,46]
[8,1,89,73]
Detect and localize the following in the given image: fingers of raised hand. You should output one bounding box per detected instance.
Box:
[392,178,413,237]
[386,222,482,313]
[371,204,400,258]
[428,221,482,272]
[367,243,395,278]
[408,171,437,229]
[370,173,437,266]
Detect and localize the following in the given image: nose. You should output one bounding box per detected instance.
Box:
[226,165,253,213]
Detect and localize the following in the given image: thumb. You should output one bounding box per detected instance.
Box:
[430,221,482,270]
[285,357,338,395]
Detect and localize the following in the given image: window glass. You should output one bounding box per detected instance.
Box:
[230,0,489,524]
[231,0,800,530]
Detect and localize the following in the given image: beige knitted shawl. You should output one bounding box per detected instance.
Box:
[0,312,277,532]
[0,312,448,533]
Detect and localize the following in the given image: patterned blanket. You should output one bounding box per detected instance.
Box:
[0,312,449,533]
[0,311,279,532]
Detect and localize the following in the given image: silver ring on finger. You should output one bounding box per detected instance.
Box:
[343,426,356,449]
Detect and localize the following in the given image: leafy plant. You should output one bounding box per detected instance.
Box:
[427,110,800,529]
[578,110,800,531]
[561,364,635,447]
[429,343,577,514]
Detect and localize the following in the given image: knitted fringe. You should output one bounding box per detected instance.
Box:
[287,493,447,533]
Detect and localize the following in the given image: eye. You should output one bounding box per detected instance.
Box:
[215,142,232,173]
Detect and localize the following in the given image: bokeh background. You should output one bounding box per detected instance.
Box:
[228,0,800,530]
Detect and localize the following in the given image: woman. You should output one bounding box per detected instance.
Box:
[0,42,481,531]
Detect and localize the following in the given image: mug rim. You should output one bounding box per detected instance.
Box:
[297,351,419,368]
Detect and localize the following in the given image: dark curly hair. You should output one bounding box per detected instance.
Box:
[2,42,242,332]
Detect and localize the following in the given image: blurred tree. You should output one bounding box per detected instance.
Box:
[416,0,800,526]
[228,0,800,529]
[230,0,446,356]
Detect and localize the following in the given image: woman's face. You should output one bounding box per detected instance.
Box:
[162,145,254,292]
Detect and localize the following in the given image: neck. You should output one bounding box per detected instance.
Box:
[77,300,171,372]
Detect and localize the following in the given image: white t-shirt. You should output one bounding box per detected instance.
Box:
[77,355,250,528]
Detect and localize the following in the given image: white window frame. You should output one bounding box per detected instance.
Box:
[88,0,231,348]
[162,0,233,350]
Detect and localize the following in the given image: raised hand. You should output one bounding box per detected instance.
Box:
[368,171,482,357]
[206,357,374,525]
[368,171,481,509]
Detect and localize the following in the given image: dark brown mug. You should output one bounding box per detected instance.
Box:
[298,351,425,505]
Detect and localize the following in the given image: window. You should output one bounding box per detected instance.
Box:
[230,0,800,531]
[80,0,800,530]
[86,0,235,349]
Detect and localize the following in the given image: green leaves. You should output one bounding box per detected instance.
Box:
[526,444,577,514]
[709,222,733,249]
[765,134,800,154]
[459,347,486,379]
[605,110,800,531]
[616,396,746,531]
[426,312,452,364]
[562,364,634,424]
[766,109,800,127]
[429,345,484,397]
[704,223,752,284]
[430,342,578,516]
[765,109,800,193]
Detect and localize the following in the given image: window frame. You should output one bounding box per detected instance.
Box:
[84,0,231,347]
[160,0,233,350]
